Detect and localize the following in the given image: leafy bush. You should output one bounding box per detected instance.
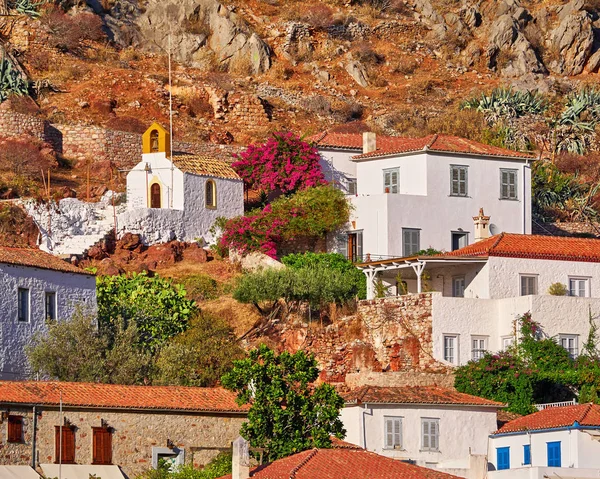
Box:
[232,132,326,194]
[181,274,220,301]
[282,252,366,299]
[0,137,57,179]
[137,453,232,479]
[548,282,568,296]
[97,272,197,351]
[219,186,350,258]
[41,8,105,54]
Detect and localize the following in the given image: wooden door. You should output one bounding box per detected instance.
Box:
[347,233,357,262]
[150,183,161,208]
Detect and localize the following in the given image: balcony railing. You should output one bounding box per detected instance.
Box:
[534,399,577,411]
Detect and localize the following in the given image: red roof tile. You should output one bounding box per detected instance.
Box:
[218,448,461,479]
[309,131,418,151]
[0,247,92,275]
[352,134,534,160]
[343,386,503,407]
[445,233,600,263]
[0,381,247,414]
[495,403,600,434]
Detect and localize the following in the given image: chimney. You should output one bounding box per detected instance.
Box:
[362,132,376,154]
[473,208,491,243]
[232,436,250,479]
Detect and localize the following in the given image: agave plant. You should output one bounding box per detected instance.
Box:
[8,0,44,17]
[461,87,548,123]
[0,56,30,102]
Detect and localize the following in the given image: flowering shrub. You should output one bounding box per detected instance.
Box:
[219,186,350,258]
[232,132,326,194]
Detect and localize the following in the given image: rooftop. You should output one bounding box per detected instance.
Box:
[0,247,91,275]
[218,448,461,479]
[446,232,600,263]
[343,386,503,407]
[0,381,247,414]
[309,131,414,151]
[495,403,600,434]
[172,153,241,180]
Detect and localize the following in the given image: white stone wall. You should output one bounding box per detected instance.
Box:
[117,208,186,244]
[0,264,96,380]
[342,403,498,474]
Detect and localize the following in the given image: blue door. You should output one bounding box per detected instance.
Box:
[547,441,561,467]
[497,447,510,470]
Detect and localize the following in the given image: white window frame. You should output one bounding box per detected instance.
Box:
[502,336,515,350]
[568,277,590,297]
[383,168,399,194]
[452,276,466,298]
[443,335,459,365]
[500,168,518,200]
[450,165,468,197]
[383,416,403,450]
[347,178,357,196]
[471,336,488,361]
[520,275,538,296]
[421,418,440,452]
[558,334,579,359]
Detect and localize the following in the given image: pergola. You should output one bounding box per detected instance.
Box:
[356,256,488,299]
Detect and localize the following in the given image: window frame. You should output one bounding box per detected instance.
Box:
[92,427,113,465]
[347,179,357,196]
[402,228,421,257]
[452,276,466,298]
[17,287,30,322]
[7,415,23,443]
[421,418,440,452]
[450,165,468,197]
[558,334,579,359]
[45,291,57,321]
[451,231,469,251]
[547,441,561,467]
[520,275,538,296]
[568,277,590,297]
[205,179,217,209]
[523,444,531,466]
[383,416,403,450]
[502,336,515,350]
[383,168,399,194]
[443,335,459,365]
[471,336,488,361]
[500,168,518,200]
[497,446,510,471]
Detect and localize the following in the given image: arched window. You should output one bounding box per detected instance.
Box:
[150,183,161,208]
[205,180,216,208]
[150,130,159,152]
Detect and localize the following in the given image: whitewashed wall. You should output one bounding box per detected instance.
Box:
[0,264,96,380]
[342,404,497,474]
[355,152,428,196]
[319,148,360,194]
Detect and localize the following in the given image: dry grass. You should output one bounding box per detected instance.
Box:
[202,295,262,337]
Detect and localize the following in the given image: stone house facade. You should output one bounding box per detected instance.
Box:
[0,381,247,478]
[0,248,96,380]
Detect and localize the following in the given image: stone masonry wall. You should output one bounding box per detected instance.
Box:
[0,407,246,477]
[0,108,45,140]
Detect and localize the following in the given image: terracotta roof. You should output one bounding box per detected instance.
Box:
[445,232,600,263]
[352,134,534,160]
[0,247,92,275]
[343,386,502,407]
[218,448,461,479]
[172,154,241,180]
[495,403,600,434]
[308,131,414,151]
[0,381,247,414]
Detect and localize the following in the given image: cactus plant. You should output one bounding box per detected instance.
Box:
[8,0,44,17]
[0,56,30,103]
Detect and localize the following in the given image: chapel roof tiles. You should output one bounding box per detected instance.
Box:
[0,247,91,275]
[172,154,241,180]
[343,386,503,407]
[494,403,600,434]
[445,232,600,263]
[217,448,462,479]
[0,381,247,414]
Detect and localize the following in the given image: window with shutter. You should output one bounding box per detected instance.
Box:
[523,444,531,465]
[383,168,399,194]
[569,278,589,297]
[402,228,420,257]
[500,169,518,200]
[450,166,468,197]
[520,275,538,295]
[55,426,76,464]
[547,441,561,467]
[92,427,113,465]
[421,418,439,451]
[497,447,510,470]
[383,417,402,449]
[7,415,23,443]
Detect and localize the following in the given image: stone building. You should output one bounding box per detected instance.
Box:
[119,123,244,244]
[0,247,96,380]
[0,381,247,478]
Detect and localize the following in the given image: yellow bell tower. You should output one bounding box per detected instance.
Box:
[142,122,171,155]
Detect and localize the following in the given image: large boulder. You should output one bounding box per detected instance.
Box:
[548,6,594,75]
[345,60,369,87]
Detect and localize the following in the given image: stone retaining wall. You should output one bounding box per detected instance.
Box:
[0,108,45,140]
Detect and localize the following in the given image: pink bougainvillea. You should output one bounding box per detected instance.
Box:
[232,132,327,194]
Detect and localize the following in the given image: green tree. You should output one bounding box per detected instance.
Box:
[97,272,197,351]
[221,345,345,461]
[155,314,245,387]
[136,452,232,479]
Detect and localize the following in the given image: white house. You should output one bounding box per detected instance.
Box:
[357,232,600,366]
[118,123,244,244]
[0,247,96,380]
[340,385,502,479]
[316,131,534,260]
[488,403,600,478]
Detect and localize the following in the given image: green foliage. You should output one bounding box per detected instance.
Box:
[455,312,600,414]
[0,57,29,103]
[415,248,443,256]
[9,0,43,17]
[97,272,197,351]
[181,274,220,301]
[155,314,244,387]
[281,252,366,299]
[222,345,345,461]
[548,282,568,296]
[461,87,548,122]
[136,453,232,479]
